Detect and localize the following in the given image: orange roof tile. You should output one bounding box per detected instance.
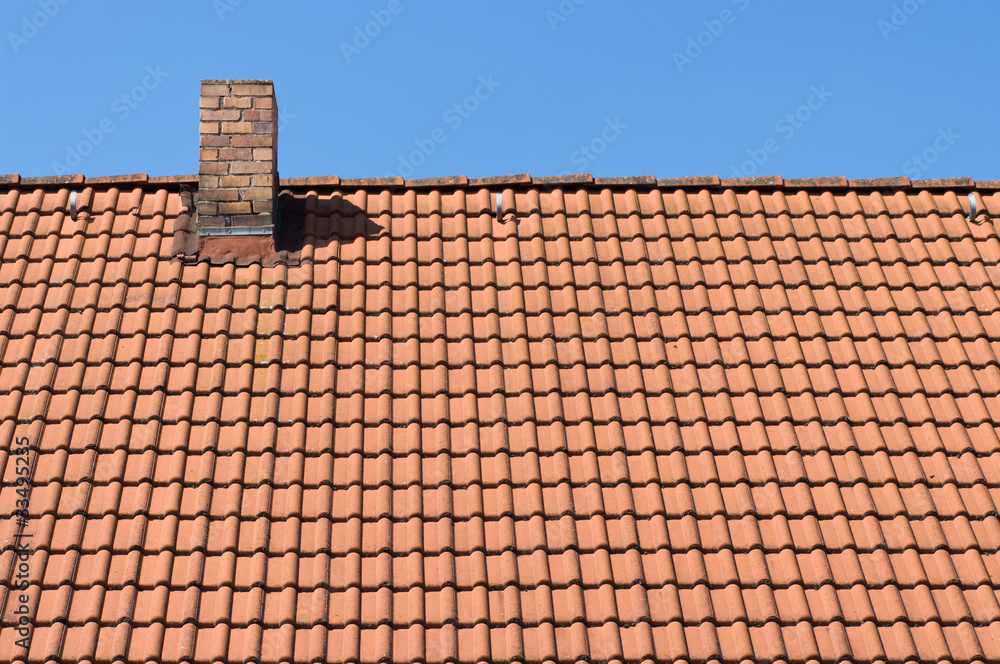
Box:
[1,173,1000,664]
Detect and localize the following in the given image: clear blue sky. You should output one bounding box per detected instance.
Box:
[2,1,997,182]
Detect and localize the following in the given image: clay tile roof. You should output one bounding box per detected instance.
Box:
[2,173,1000,664]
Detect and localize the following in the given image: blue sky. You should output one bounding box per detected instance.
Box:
[2,1,997,181]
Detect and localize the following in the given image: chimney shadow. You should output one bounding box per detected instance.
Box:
[276,192,385,253]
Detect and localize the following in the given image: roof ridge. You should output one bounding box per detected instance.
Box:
[2,172,998,191]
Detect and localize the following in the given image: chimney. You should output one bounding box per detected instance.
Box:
[198,79,278,235]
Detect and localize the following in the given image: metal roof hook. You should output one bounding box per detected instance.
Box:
[495,191,517,223]
[968,192,988,224]
[70,190,77,219]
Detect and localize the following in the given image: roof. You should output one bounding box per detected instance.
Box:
[3,171,1000,664]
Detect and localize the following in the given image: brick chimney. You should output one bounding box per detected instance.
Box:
[198,80,278,235]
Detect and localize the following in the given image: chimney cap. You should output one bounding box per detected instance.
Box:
[201,78,274,85]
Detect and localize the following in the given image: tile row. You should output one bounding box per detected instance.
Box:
[14,548,1000,596]
[5,232,1000,274]
[7,472,1000,520]
[5,619,997,664]
[5,185,1000,226]
[5,419,999,456]
[10,547,1000,596]
[5,356,1000,402]
[4,330,1000,378]
[9,435,1000,485]
[15,582,1000,629]
[5,388,998,428]
[6,510,1000,557]
[5,233,1000,295]
[5,310,1000,359]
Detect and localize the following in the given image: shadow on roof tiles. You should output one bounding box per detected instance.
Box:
[277,193,384,252]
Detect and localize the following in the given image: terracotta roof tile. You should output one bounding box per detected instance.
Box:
[1,177,999,664]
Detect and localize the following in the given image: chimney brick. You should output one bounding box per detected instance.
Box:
[223,96,253,109]
[198,79,278,236]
